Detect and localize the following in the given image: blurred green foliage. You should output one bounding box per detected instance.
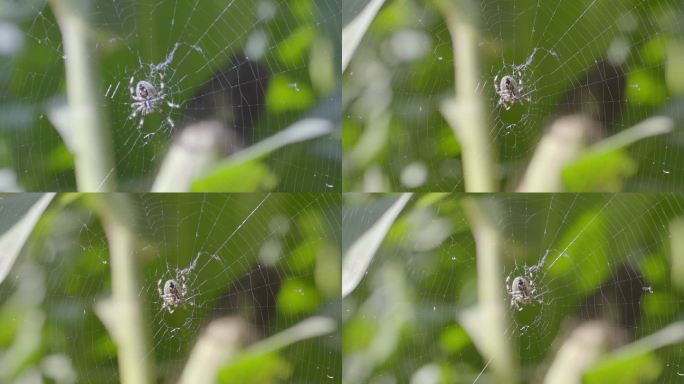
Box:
[343,0,684,191]
[0,0,340,191]
[343,194,684,383]
[0,193,340,382]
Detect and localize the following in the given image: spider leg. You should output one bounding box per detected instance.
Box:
[164,115,175,128]
[129,76,135,97]
[159,73,165,94]
[128,105,143,120]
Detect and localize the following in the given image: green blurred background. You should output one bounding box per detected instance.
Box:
[343,193,684,383]
[343,0,684,192]
[0,193,340,383]
[0,0,340,191]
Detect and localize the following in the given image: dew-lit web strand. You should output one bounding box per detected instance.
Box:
[502,196,600,334]
[521,195,615,292]
[477,204,682,378]
[150,193,328,318]
[484,0,587,108]
[494,0,654,106]
[507,195,673,338]
[190,193,272,277]
[96,0,277,189]
[143,195,271,357]
[184,192,329,296]
[144,194,333,360]
[540,196,668,293]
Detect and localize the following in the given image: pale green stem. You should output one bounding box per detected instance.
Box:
[94,194,154,384]
[434,0,497,192]
[50,0,116,191]
[463,197,517,383]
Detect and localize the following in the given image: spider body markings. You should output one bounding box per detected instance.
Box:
[128,74,180,129]
[506,267,543,311]
[494,70,531,110]
[157,268,194,314]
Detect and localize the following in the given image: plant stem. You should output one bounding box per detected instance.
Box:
[462,197,517,383]
[50,0,116,191]
[94,194,154,384]
[434,0,497,192]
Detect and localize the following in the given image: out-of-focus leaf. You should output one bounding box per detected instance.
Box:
[666,39,684,95]
[266,75,315,111]
[278,25,314,66]
[548,209,607,294]
[584,352,661,384]
[288,239,318,272]
[191,160,276,192]
[342,193,411,297]
[219,351,292,384]
[627,69,668,105]
[193,117,333,191]
[439,325,471,355]
[342,0,386,72]
[584,321,684,384]
[669,218,684,294]
[0,193,54,284]
[563,149,637,191]
[217,316,336,383]
[564,116,673,191]
[277,279,321,316]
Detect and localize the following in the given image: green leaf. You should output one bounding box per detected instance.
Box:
[278,25,314,66]
[584,351,661,384]
[218,351,292,384]
[191,160,277,192]
[550,209,607,295]
[563,149,637,192]
[342,0,387,72]
[342,193,411,297]
[287,240,318,273]
[439,325,471,355]
[0,194,54,284]
[627,69,668,106]
[277,279,321,316]
[266,75,315,112]
[192,118,332,191]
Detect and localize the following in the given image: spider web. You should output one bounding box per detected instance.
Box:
[0,193,340,382]
[342,0,684,191]
[342,194,684,383]
[0,0,339,191]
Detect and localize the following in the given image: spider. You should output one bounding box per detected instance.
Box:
[128,74,180,129]
[506,267,543,311]
[494,69,531,110]
[157,268,194,314]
